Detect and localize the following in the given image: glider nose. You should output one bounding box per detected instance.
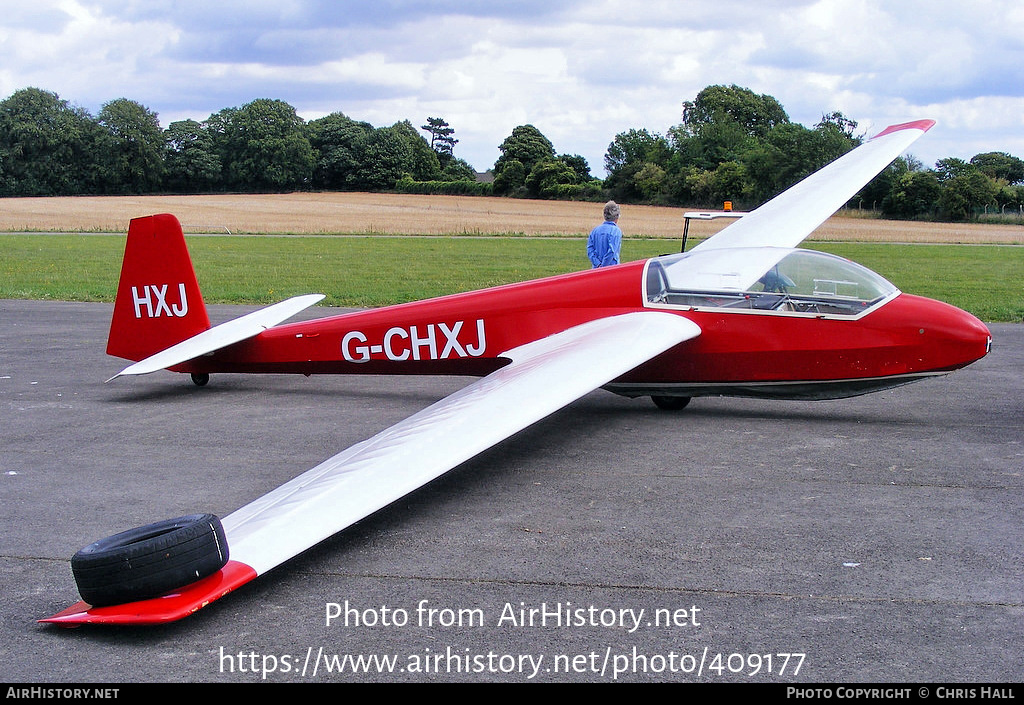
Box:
[906,294,991,372]
[940,301,991,367]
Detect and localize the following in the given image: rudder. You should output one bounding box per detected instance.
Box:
[107,214,210,362]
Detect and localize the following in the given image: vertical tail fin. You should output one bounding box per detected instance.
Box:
[107,214,211,362]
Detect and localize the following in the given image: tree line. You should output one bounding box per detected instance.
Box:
[2,84,1022,222]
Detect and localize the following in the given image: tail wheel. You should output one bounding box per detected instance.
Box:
[190,373,210,386]
[71,514,229,607]
[651,395,691,411]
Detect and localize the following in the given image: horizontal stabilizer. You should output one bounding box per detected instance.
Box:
[107,294,325,381]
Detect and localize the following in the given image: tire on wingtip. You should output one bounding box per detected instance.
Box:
[71,513,229,607]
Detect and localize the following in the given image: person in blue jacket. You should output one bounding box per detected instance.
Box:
[587,201,622,267]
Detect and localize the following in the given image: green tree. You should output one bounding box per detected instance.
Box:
[997,183,1024,212]
[939,169,999,221]
[96,98,165,193]
[164,119,221,192]
[681,161,750,207]
[816,111,859,140]
[357,126,413,190]
[604,128,671,201]
[440,157,477,181]
[420,117,458,166]
[671,119,755,172]
[558,153,592,183]
[604,128,670,177]
[934,157,974,182]
[307,112,375,189]
[881,169,941,219]
[389,119,441,181]
[492,159,526,195]
[660,90,867,208]
[525,157,579,198]
[970,151,1024,184]
[633,162,667,201]
[681,84,789,140]
[206,99,314,191]
[0,87,101,195]
[493,125,555,193]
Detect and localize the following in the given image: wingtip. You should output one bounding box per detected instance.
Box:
[872,119,936,140]
[39,561,259,626]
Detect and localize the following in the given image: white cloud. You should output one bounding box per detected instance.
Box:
[2,0,1023,173]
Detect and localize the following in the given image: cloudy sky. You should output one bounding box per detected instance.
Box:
[2,0,1022,175]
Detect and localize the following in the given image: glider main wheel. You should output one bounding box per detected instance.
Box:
[651,395,691,411]
[71,514,229,607]
[190,373,210,387]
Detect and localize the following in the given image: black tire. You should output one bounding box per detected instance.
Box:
[71,514,229,607]
[651,395,691,411]
[190,373,210,387]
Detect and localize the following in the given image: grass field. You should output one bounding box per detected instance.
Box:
[1,193,1022,321]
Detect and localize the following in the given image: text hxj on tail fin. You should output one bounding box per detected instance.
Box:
[107,214,211,362]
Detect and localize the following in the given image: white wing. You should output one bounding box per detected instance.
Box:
[222,311,701,575]
[688,120,934,290]
[107,294,325,381]
[694,120,934,252]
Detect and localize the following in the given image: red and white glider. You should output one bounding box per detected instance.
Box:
[43,119,991,626]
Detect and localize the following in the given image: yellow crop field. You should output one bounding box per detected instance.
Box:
[1,192,1021,243]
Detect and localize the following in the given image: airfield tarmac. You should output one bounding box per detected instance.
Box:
[1,299,1021,684]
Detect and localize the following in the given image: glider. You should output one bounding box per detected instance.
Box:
[43,119,991,626]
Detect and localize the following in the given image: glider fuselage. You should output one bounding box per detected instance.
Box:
[182,255,991,401]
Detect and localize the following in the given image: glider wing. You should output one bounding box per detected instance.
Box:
[688,120,934,291]
[44,311,700,624]
[225,311,700,574]
[694,120,934,252]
